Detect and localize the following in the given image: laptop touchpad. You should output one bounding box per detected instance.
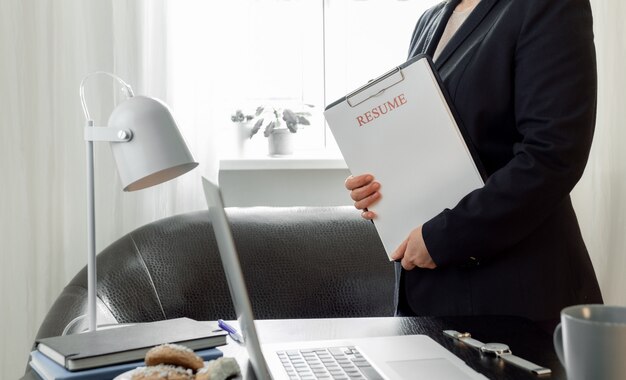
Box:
[386,358,473,379]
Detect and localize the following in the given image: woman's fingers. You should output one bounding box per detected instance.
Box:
[395,227,437,270]
[350,180,380,202]
[345,174,374,190]
[391,238,408,261]
[345,174,381,218]
[353,189,381,210]
[361,209,377,220]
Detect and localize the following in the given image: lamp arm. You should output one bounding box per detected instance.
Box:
[84,126,133,142]
[80,72,134,332]
[83,118,132,332]
[86,120,97,331]
[80,71,135,122]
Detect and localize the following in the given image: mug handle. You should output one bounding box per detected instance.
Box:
[553,323,565,365]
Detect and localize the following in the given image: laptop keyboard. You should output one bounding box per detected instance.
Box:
[276,346,384,380]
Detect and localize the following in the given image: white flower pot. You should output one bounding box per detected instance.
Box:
[232,121,265,157]
[268,129,294,156]
[235,122,253,155]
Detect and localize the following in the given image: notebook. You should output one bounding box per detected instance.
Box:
[29,348,223,380]
[36,318,227,371]
[201,177,486,380]
[324,54,485,259]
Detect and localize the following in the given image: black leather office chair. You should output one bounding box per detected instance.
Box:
[33,206,395,342]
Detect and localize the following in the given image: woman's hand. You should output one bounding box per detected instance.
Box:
[344,174,381,220]
[391,226,437,270]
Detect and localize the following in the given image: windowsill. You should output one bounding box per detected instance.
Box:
[218,151,351,207]
[219,152,348,171]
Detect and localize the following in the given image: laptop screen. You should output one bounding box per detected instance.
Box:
[202,177,272,379]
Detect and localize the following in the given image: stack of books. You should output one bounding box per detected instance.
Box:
[29,317,228,380]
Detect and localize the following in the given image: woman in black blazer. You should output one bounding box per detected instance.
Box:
[346,0,603,331]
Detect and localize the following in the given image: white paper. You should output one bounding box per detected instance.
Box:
[324,57,484,260]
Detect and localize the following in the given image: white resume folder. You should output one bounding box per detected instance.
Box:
[324,54,485,260]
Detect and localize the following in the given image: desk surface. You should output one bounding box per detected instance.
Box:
[23,316,564,380]
[221,316,564,379]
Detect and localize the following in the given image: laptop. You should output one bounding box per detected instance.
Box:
[201,177,486,380]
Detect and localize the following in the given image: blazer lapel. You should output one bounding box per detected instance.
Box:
[424,0,461,58]
[434,0,500,69]
[408,0,459,59]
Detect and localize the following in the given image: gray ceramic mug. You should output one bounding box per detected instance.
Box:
[553,304,626,380]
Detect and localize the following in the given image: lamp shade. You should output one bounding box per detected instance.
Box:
[108,95,198,191]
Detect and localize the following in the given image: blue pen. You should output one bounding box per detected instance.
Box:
[218,319,245,344]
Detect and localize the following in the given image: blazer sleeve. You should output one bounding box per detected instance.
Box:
[422,0,597,267]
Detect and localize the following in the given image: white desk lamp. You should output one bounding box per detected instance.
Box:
[80,72,198,332]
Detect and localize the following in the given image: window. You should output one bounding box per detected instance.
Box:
[168,0,432,157]
[324,0,431,152]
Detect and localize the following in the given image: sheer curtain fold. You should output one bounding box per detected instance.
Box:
[0,1,211,378]
[572,0,626,306]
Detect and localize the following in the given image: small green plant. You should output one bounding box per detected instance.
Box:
[230,105,312,139]
[230,109,257,123]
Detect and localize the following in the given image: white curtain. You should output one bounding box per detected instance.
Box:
[0,1,215,378]
[572,0,626,306]
[0,0,625,379]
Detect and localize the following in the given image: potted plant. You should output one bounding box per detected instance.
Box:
[230,105,313,156]
[229,108,261,156]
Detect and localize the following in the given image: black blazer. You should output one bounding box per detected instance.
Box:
[397,0,603,322]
